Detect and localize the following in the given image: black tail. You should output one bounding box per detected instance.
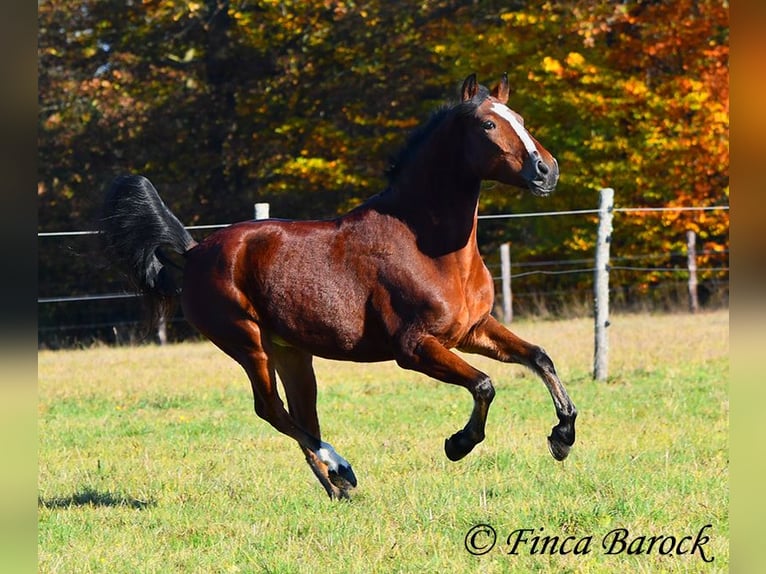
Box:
[100,175,197,331]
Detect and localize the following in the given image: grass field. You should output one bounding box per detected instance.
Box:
[38,310,728,573]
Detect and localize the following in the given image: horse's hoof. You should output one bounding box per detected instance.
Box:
[328,486,352,501]
[547,435,571,461]
[329,462,357,490]
[547,417,575,461]
[444,431,476,461]
[328,471,356,500]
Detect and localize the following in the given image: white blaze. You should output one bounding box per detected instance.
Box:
[490,102,539,157]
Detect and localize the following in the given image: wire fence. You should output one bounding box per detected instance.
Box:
[37,203,729,346]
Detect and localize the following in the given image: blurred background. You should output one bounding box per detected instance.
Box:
[37,0,729,347]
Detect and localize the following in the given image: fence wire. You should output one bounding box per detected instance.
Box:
[37,205,729,238]
[38,205,730,307]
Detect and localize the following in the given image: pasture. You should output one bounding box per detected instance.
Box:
[38,310,728,573]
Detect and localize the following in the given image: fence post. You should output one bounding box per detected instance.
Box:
[254,202,270,220]
[500,242,512,324]
[157,315,167,346]
[593,188,614,381]
[686,229,699,313]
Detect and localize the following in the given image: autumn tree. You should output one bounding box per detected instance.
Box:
[421,0,728,304]
[38,0,728,343]
[569,0,729,283]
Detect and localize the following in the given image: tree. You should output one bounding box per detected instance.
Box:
[38,0,729,344]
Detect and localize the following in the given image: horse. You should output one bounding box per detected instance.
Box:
[100,73,577,499]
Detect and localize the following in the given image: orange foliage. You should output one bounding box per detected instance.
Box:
[38,0,729,305]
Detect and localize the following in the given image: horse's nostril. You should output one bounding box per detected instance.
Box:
[536,160,549,176]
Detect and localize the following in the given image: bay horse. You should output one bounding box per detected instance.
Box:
[100,73,577,499]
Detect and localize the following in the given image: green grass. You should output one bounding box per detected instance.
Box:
[38,310,728,573]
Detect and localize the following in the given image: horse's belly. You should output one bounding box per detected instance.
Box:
[258,270,393,361]
[264,307,394,362]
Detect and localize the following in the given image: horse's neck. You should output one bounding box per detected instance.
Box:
[363,117,484,255]
[374,168,482,257]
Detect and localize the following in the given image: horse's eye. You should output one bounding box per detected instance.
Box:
[481,120,496,130]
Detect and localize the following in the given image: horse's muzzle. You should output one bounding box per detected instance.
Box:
[523,152,559,197]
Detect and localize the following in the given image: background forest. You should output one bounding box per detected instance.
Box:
[38,0,729,345]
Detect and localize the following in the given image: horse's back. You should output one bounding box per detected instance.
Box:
[181,217,398,360]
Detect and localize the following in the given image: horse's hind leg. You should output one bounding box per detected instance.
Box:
[271,344,356,499]
[188,302,354,499]
[238,341,356,499]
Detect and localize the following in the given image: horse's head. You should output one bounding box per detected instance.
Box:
[459,73,559,196]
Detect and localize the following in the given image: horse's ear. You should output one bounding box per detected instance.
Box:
[491,73,510,104]
[461,73,479,102]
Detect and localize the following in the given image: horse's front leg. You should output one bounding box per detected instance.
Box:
[395,335,495,461]
[459,316,577,461]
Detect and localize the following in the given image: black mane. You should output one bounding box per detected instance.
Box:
[384,85,490,183]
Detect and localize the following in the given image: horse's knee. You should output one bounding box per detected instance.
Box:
[474,374,495,404]
[533,345,557,375]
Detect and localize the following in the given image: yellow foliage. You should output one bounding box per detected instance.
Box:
[564,234,592,253]
[623,78,649,97]
[501,13,537,25]
[542,56,563,77]
[565,52,585,69]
